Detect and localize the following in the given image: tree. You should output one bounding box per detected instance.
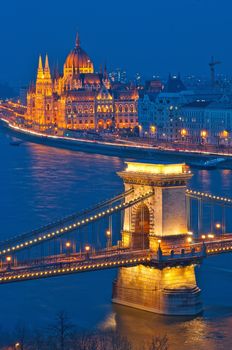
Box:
[48,311,74,350]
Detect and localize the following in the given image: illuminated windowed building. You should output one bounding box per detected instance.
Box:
[25,34,138,131]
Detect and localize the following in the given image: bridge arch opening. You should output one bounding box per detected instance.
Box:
[133,203,150,249]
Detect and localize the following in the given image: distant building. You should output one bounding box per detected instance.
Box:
[144,79,163,94]
[138,94,157,137]
[109,68,127,84]
[180,96,232,144]
[25,34,138,131]
[154,74,193,141]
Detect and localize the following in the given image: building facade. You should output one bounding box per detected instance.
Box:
[180,97,232,145]
[25,34,139,132]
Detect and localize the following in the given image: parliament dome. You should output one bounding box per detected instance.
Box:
[64,34,94,74]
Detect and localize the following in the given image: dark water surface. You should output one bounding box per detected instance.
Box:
[1,132,232,349]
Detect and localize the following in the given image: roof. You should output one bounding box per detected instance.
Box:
[164,74,186,93]
[182,100,213,108]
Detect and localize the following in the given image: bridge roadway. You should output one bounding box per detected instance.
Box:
[2,235,232,285]
[1,236,232,284]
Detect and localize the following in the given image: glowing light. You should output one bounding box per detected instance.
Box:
[65,242,71,248]
[215,223,221,229]
[125,162,186,175]
[181,128,187,137]
[201,130,207,138]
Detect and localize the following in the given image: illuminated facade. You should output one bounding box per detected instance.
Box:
[25,34,139,131]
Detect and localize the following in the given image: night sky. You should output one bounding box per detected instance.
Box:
[1,0,231,86]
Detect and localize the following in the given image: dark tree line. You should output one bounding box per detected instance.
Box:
[0,311,168,350]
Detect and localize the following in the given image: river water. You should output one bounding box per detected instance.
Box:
[0,131,232,349]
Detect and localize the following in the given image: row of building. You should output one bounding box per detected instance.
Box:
[139,75,232,145]
[22,33,232,145]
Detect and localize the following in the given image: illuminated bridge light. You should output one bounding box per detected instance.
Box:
[56,230,59,234]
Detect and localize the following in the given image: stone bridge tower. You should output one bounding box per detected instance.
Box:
[112,162,202,316]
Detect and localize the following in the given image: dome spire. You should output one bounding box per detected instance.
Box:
[75,32,80,48]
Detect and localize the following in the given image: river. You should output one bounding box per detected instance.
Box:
[0,131,232,349]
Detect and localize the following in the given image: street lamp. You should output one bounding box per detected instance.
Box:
[65,241,71,248]
[181,128,187,142]
[200,130,207,144]
[106,229,111,249]
[85,245,91,259]
[6,256,12,263]
[65,241,71,256]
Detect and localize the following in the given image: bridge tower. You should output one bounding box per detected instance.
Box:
[112,162,202,315]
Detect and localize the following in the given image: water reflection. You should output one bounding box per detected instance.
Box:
[105,304,228,350]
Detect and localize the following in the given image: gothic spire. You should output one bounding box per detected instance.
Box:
[36,55,44,80]
[44,54,51,80]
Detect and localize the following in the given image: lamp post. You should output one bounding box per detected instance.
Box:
[200,130,207,145]
[215,223,221,235]
[85,245,91,259]
[106,229,111,250]
[65,241,71,256]
[180,128,187,143]
[6,255,13,271]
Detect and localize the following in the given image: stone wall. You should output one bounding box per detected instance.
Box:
[112,264,202,316]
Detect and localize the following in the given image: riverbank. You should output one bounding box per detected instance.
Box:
[1,117,232,168]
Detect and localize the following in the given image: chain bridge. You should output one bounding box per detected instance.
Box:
[1,161,232,316]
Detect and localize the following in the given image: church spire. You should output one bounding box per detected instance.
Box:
[37,55,44,80]
[75,32,80,48]
[44,54,52,81]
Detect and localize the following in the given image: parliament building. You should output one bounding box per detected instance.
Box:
[25,34,139,131]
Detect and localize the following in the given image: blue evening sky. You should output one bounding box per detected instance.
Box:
[0,0,231,85]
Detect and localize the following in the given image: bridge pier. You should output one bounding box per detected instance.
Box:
[112,264,202,316]
[113,162,203,316]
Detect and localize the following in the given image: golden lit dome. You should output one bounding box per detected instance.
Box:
[64,33,94,74]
